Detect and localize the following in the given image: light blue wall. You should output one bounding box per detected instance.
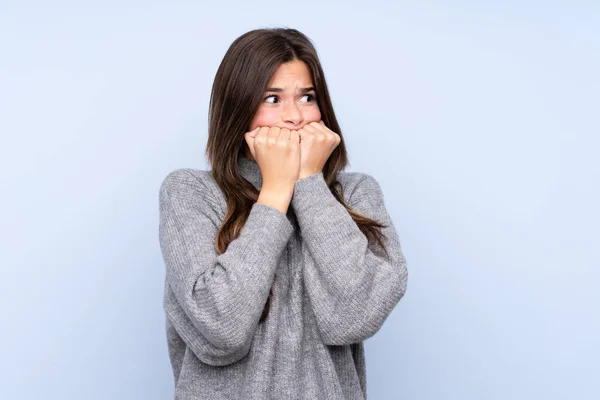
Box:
[1,1,598,399]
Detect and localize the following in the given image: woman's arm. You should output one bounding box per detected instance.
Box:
[159,169,294,366]
[291,172,408,346]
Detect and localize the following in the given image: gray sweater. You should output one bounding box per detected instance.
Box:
[158,155,408,399]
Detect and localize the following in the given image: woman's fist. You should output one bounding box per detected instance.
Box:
[244,126,301,190]
[297,120,341,179]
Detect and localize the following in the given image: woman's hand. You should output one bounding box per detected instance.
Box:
[297,120,341,180]
[244,126,301,214]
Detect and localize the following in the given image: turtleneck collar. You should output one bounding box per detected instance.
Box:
[238,155,263,190]
[237,155,300,222]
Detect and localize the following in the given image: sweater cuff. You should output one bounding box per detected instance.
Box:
[242,202,295,251]
[291,172,334,213]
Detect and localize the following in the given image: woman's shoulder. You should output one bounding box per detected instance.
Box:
[336,170,382,203]
[159,167,222,204]
[337,170,374,185]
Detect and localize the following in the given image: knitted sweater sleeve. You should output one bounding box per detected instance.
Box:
[158,169,294,366]
[290,171,408,346]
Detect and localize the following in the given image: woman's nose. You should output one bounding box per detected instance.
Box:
[282,101,303,126]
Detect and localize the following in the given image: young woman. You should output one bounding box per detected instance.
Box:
[158,27,408,399]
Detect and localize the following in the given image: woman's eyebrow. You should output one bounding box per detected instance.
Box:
[265,86,316,93]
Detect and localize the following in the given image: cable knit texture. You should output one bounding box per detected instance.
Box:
[158,155,408,399]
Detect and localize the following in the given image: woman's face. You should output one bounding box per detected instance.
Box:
[249,59,322,133]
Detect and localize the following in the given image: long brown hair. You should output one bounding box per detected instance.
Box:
[205,28,389,323]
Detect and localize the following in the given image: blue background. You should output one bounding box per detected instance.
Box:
[1,1,598,399]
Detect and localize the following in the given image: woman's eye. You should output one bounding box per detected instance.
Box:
[263,94,316,104]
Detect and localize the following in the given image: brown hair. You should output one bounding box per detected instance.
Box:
[205,27,389,323]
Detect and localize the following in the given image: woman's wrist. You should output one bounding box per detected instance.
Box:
[257,185,294,214]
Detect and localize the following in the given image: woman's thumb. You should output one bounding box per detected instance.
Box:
[245,128,258,146]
